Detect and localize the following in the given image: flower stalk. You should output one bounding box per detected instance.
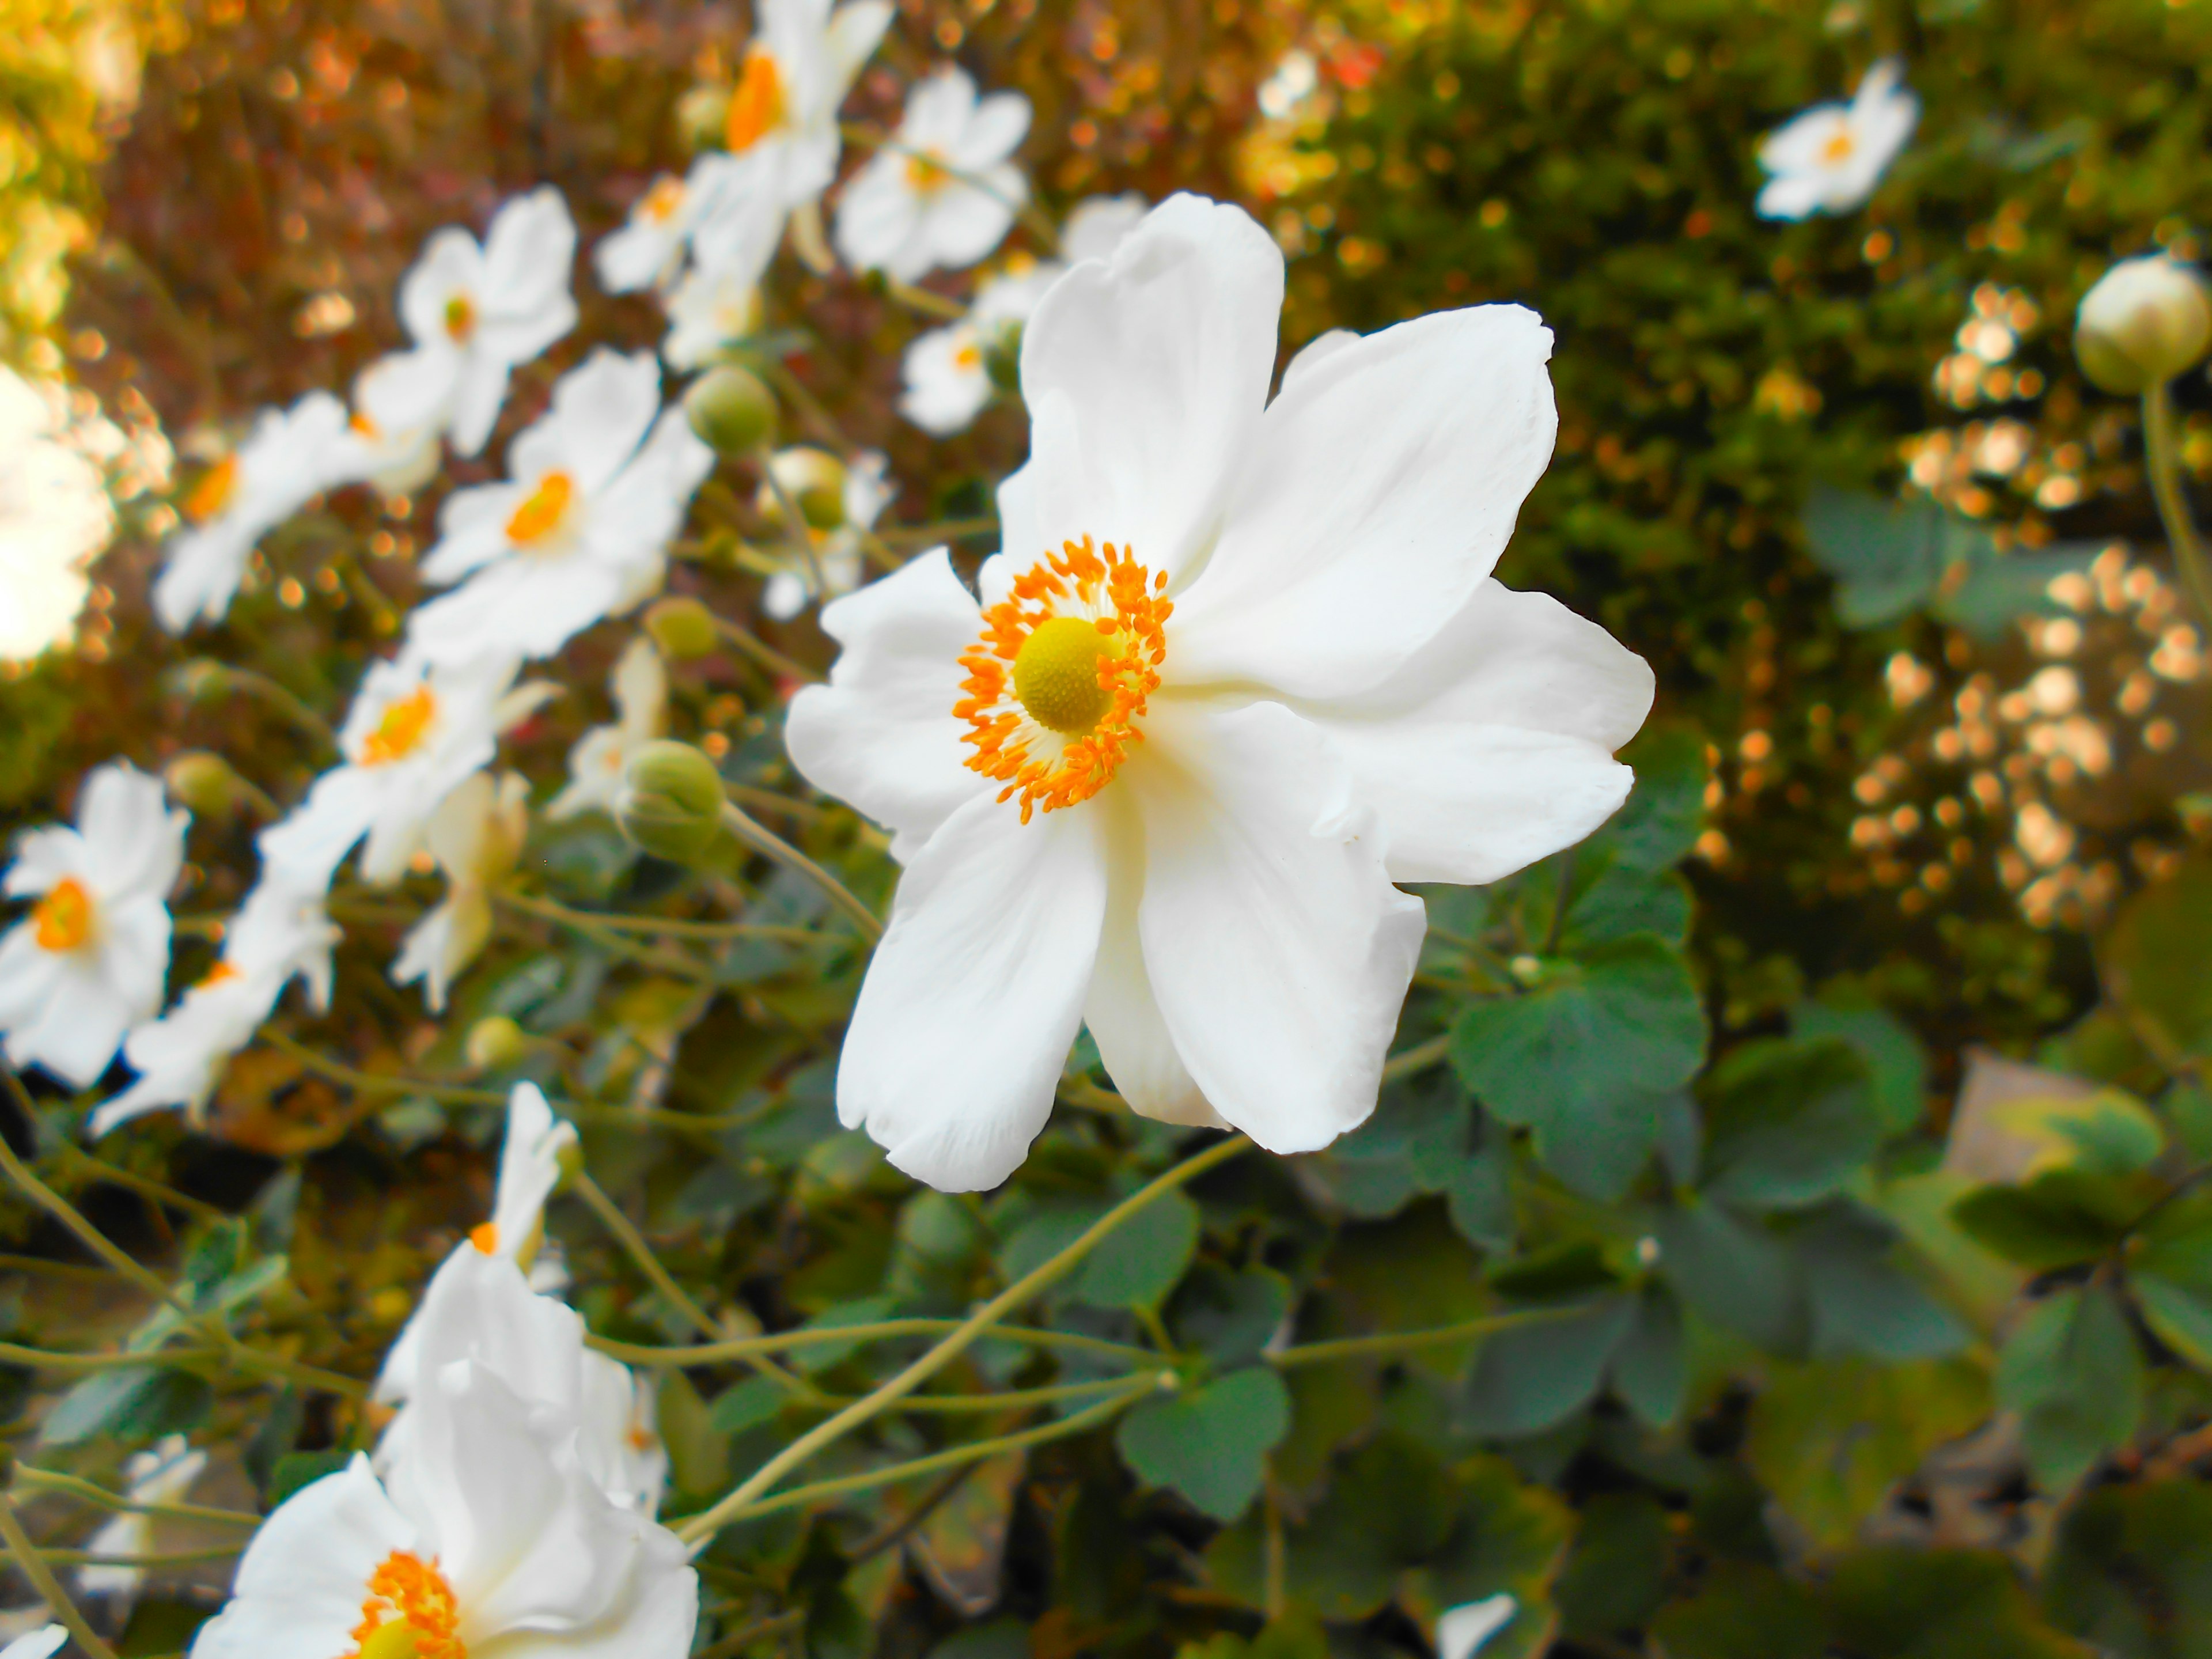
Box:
[2143,380,2212,630]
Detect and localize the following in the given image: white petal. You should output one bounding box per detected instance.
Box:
[490,1081,577,1256]
[1437,1596,1519,1659]
[77,763,186,901]
[9,953,134,1087]
[480,185,579,323]
[545,350,662,492]
[399,229,484,347]
[1168,303,1557,701]
[913,184,1020,278]
[838,791,1105,1190]
[953,93,1032,169]
[1127,700,1423,1154]
[823,0,893,86]
[448,356,516,457]
[832,155,926,272]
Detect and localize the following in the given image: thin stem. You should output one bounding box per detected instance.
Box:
[676,1134,1249,1546]
[847,1460,980,1563]
[56,1147,227,1223]
[493,891,720,983]
[590,1318,1159,1369]
[21,1546,245,1568]
[1380,1032,1453,1084]
[0,1253,120,1283]
[692,1609,808,1659]
[718,801,882,944]
[752,447,830,606]
[0,1492,120,1659]
[218,666,339,752]
[710,616,821,684]
[884,278,967,322]
[13,1467,261,1527]
[877,516,1000,548]
[1267,1304,1583,1369]
[824,1373,1146,1415]
[0,1341,221,1373]
[499,889,825,944]
[2145,380,2212,628]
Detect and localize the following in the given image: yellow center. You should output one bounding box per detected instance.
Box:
[505,470,575,545]
[469,1221,499,1254]
[33,877,94,952]
[642,175,686,224]
[954,342,983,372]
[1821,126,1856,164]
[183,456,239,524]
[350,1551,464,1659]
[726,48,786,151]
[1013,616,1117,735]
[351,411,384,441]
[902,149,951,192]
[359,686,439,767]
[444,293,476,342]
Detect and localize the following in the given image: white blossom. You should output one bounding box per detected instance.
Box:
[392,772,529,1013]
[834,66,1031,282]
[1436,1596,1518,1659]
[77,1435,209,1602]
[1756,59,1916,221]
[549,640,668,822]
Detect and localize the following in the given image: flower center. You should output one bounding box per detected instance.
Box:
[351,410,384,441]
[902,148,951,192]
[350,1551,465,1659]
[1821,126,1856,164]
[726,48,786,151]
[199,960,241,988]
[469,1221,499,1253]
[183,456,239,525]
[505,470,575,546]
[444,293,476,342]
[642,175,685,224]
[955,536,1170,822]
[33,877,95,952]
[359,686,440,767]
[953,341,983,372]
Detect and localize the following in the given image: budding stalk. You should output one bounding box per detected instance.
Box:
[2075,255,2212,395]
[617,740,729,865]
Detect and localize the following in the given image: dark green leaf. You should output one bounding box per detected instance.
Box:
[1557,1493,1671,1640]
[1794,1002,1929,1135]
[1827,1548,2094,1659]
[2045,1482,2212,1659]
[1610,1286,1687,1428]
[1699,1037,1884,1210]
[1169,1265,1291,1370]
[1073,1187,1199,1310]
[266,1450,351,1509]
[2102,857,2212,1062]
[1115,1367,1290,1522]
[1461,1296,1634,1437]
[1651,1563,1825,1659]
[40,1366,211,1448]
[1949,1170,2143,1271]
[1657,1202,1808,1354]
[1997,1286,2145,1491]
[1599,722,1710,874]
[1800,1208,1971,1361]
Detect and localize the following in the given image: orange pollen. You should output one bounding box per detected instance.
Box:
[350,1551,465,1659]
[902,149,951,192]
[443,293,476,342]
[642,175,686,224]
[199,960,242,989]
[954,342,983,372]
[469,1221,499,1255]
[955,536,1171,824]
[725,49,786,152]
[505,470,575,546]
[32,877,94,952]
[183,456,240,525]
[1821,126,1856,164]
[359,686,439,767]
[351,411,384,441]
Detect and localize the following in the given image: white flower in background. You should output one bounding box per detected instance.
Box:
[661,264,764,370]
[1060,193,1150,263]
[0,763,185,1089]
[406,350,714,667]
[336,351,452,499]
[188,1362,695,1659]
[389,185,580,456]
[153,393,353,633]
[1436,1596,1518,1659]
[786,194,1653,1190]
[757,448,889,620]
[550,640,668,821]
[77,1435,209,1601]
[0,366,113,660]
[260,653,553,889]
[720,0,893,214]
[1256,48,1319,121]
[0,1630,64,1659]
[392,772,529,1013]
[834,66,1031,283]
[899,319,996,436]
[1756,58,1917,221]
[594,153,746,294]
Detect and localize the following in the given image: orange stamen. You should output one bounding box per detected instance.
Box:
[725,48,786,152]
[469,1222,499,1255]
[199,960,241,988]
[505,470,575,546]
[32,878,94,952]
[349,1551,465,1659]
[1821,126,1855,164]
[642,175,686,224]
[443,293,476,342]
[183,456,239,525]
[902,150,950,192]
[359,686,439,767]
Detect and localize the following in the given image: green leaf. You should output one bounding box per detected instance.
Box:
[266,1450,350,1509]
[1802,486,1972,628]
[1800,1208,1971,1361]
[709,1376,789,1436]
[658,1368,729,1500]
[1450,935,1706,1189]
[1656,1201,1808,1354]
[1698,1037,1884,1210]
[1996,1285,2145,1491]
[1460,1296,1634,1437]
[1794,1002,1928,1135]
[1598,722,1710,873]
[1276,1433,1460,1619]
[2131,1192,2212,1372]
[1949,1169,2143,1271]
[1074,1187,1199,1310]
[40,1366,211,1448]
[2045,1481,2212,1659]
[1610,1286,1687,1428]
[1651,1563,1826,1659]
[1826,1548,2095,1659]
[1556,1493,1671,1640]
[2102,857,2212,1062]
[1169,1265,1291,1370]
[1116,1367,1290,1522]
[1412,1454,1573,1659]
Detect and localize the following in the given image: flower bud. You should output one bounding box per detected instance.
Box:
[164,751,245,818]
[983,323,1024,395]
[644,596,722,661]
[675,84,732,152]
[684,365,778,456]
[757,447,847,532]
[465,1015,531,1070]
[169,659,231,703]
[617,740,728,864]
[2075,256,2212,394]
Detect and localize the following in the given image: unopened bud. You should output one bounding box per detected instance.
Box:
[684,365,777,456]
[465,1016,531,1070]
[675,84,732,152]
[164,751,244,817]
[617,740,728,864]
[757,448,847,532]
[644,597,722,661]
[2075,256,2212,394]
[983,323,1024,395]
[169,659,232,703]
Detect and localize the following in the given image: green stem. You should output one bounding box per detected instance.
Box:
[56,1146,227,1223]
[493,891,719,983]
[820,1373,1147,1415]
[675,1134,1249,1546]
[13,1467,261,1527]
[0,1341,222,1373]
[1379,1032,1452,1084]
[752,445,831,604]
[499,889,826,944]
[589,1319,1159,1369]
[219,666,339,752]
[0,1492,120,1659]
[2145,380,2212,628]
[1267,1304,1585,1369]
[692,1609,808,1659]
[877,515,1000,548]
[717,801,883,944]
[884,278,967,322]
[710,615,822,684]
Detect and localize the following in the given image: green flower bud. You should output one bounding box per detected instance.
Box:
[464,1015,531,1070]
[164,751,245,818]
[618,740,729,864]
[675,84,732,153]
[644,596,722,661]
[757,447,847,532]
[2075,256,2212,395]
[169,659,232,703]
[684,365,778,456]
[983,321,1024,396]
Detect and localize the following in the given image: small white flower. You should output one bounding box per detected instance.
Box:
[392,772,529,1013]
[594,153,747,294]
[1256,49,1319,121]
[260,653,554,889]
[786,195,1653,1190]
[189,1360,695,1659]
[406,351,714,667]
[834,66,1031,283]
[899,320,994,436]
[1436,1596,1517,1659]
[1756,58,1917,221]
[661,264,764,370]
[390,185,580,456]
[77,1435,209,1601]
[336,351,452,499]
[760,448,890,620]
[550,640,669,822]
[0,1628,65,1659]
[0,763,185,1089]
[153,393,354,633]
[720,0,893,215]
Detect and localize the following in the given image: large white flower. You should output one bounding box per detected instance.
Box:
[721,0,893,215]
[549,640,668,822]
[759,449,890,620]
[405,351,714,667]
[78,1435,209,1601]
[785,195,1653,1190]
[1756,58,1917,221]
[834,66,1030,283]
[0,763,185,1088]
[393,772,528,1013]
[260,653,552,889]
[388,186,580,456]
[189,1358,695,1659]
[153,394,354,633]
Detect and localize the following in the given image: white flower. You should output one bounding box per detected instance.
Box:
[899,320,994,436]
[0,763,185,1089]
[260,653,554,889]
[550,640,668,822]
[390,186,580,456]
[759,449,889,620]
[834,66,1031,282]
[1256,49,1318,121]
[189,1359,695,1659]
[1060,194,1149,263]
[77,1435,209,1600]
[392,772,528,1013]
[336,351,452,499]
[594,154,747,294]
[661,264,764,370]
[1756,58,1917,221]
[153,393,354,633]
[406,351,714,667]
[721,0,893,215]
[1436,1596,1517,1659]
[785,195,1653,1190]
[1,1629,64,1659]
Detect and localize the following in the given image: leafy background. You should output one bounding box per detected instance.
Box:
[6,0,2212,1657]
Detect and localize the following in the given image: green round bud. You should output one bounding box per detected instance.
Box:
[618,740,729,864]
[465,1015,531,1070]
[644,596,722,661]
[169,659,231,703]
[983,322,1024,396]
[675,85,732,152]
[2075,256,2212,395]
[164,751,243,817]
[684,365,777,456]
[757,447,847,532]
